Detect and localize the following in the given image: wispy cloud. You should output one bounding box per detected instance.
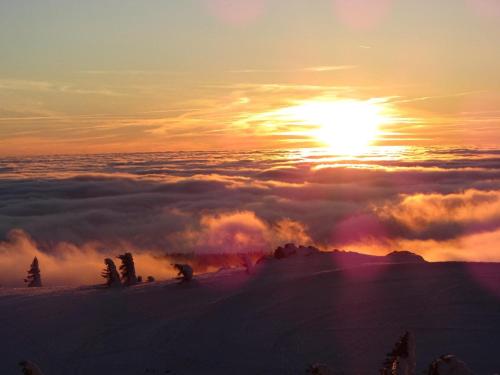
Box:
[303,65,358,72]
[390,90,485,105]
[0,76,498,154]
[80,70,188,76]
[0,78,126,97]
[228,65,357,74]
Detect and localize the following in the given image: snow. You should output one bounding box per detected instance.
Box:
[19,360,45,375]
[428,355,475,375]
[0,253,499,374]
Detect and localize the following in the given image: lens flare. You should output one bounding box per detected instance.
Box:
[332,0,393,29]
[203,0,266,26]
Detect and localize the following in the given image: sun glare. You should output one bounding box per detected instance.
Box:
[281,99,390,154]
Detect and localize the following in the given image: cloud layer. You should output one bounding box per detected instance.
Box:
[1,147,500,285]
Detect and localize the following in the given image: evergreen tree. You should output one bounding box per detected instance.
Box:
[173,263,193,282]
[24,257,42,287]
[380,331,415,375]
[101,258,121,287]
[117,252,138,286]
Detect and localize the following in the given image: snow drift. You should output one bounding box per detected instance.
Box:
[0,253,498,374]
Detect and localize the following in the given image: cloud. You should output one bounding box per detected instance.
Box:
[379,189,500,239]
[0,229,176,287]
[1,147,500,286]
[5,77,496,155]
[228,65,358,74]
[80,70,188,76]
[0,78,125,97]
[303,65,358,72]
[176,211,310,253]
[344,228,500,263]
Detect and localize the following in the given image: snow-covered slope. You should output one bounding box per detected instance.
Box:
[0,254,499,374]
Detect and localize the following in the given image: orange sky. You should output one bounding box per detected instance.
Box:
[1,0,499,155]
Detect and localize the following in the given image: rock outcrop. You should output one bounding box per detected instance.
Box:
[385,251,426,263]
[274,243,320,259]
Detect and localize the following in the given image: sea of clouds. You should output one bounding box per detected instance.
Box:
[1,147,500,285]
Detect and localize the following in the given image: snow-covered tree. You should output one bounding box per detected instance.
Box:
[101,258,121,287]
[380,331,416,375]
[19,360,45,375]
[117,252,138,286]
[173,263,193,282]
[306,363,334,375]
[241,254,254,274]
[427,355,475,375]
[274,243,298,259]
[24,257,42,287]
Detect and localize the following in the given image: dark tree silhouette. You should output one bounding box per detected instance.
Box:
[274,243,297,259]
[24,257,42,287]
[173,263,193,282]
[117,252,138,286]
[380,331,415,375]
[101,258,121,287]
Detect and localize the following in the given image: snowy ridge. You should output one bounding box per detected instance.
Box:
[0,254,499,374]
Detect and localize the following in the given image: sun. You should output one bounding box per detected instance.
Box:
[280,99,389,154]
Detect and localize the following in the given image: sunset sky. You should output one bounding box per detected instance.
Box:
[1,0,500,155]
[2,0,500,283]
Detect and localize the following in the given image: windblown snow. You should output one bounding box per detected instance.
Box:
[1,253,499,374]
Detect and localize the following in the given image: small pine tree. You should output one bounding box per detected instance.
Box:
[101,258,121,287]
[24,257,42,287]
[173,263,193,282]
[380,331,415,375]
[117,252,138,286]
